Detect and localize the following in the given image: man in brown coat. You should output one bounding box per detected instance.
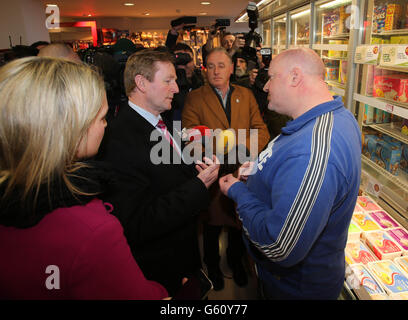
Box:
[182,47,270,290]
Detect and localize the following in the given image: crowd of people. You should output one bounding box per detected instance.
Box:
[0,20,361,300]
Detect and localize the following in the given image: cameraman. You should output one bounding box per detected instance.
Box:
[202,31,245,67]
[163,22,204,124]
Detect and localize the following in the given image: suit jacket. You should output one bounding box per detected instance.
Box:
[182,84,270,227]
[182,84,270,155]
[98,102,210,295]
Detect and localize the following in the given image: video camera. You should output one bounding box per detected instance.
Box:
[243,2,262,50]
[171,16,197,30]
[210,19,230,35]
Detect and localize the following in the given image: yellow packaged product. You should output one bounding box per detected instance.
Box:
[368,260,408,297]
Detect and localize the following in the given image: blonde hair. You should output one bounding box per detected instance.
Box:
[0,57,105,201]
[124,49,174,97]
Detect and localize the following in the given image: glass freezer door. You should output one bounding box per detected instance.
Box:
[289,5,311,49]
[272,14,287,55]
[313,0,353,98]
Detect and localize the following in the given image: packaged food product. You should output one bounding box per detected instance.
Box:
[325,67,339,81]
[387,228,408,254]
[373,5,387,33]
[354,202,364,213]
[373,74,408,102]
[369,211,400,229]
[384,4,401,31]
[356,195,382,212]
[394,256,408,275]
[373,139,402,175]
[374,108,384,124]
[339,60,347,84]
[400,144,408,173]
[379,45,408,69]
[363,230,403,260]
[346,241,378,264]
[347,221,363,242]
[362,130,380,159]
[402,119,408,136]
[363,104,375,124]
[368,260,408,296]
[353,213,381,232]
[347,264,387,299]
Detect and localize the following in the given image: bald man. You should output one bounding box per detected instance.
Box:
[38,43,81,63]
[219,48,362,300]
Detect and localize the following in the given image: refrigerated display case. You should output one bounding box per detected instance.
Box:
[272,13,287,55]
[313,0,353,98]
[262,19,272,47]
[350,0,408,300]
[289,5,311,49]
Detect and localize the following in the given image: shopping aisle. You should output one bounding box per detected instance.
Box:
[197,226,260,300]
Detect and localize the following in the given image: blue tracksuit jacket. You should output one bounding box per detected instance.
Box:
[228,96,362,299]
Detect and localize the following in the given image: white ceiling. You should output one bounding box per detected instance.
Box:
[42,0,251,20]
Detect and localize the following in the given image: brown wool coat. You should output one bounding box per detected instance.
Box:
[182,84,270,227]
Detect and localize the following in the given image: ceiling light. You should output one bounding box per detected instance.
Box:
[256,0,276,7]
[46,4,58,6]
[319,0,352,9]
[123,3,135,6]
[291,9,310,19]
[200,12,208,15]
[143,13,150,16]
[88,14,92,16]
[201,2,211,5]
[236,12,248,23]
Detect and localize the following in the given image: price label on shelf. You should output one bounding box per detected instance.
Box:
[366,177,382,198]
[354,45,380,64]
[385,103,394,113]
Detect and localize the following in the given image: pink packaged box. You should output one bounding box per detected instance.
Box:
[364,230,403,261]
[345,241,378,265]
[354,203,364,213]
[387,228,408,254]
[368,211,400,230]
[357,196,382,212]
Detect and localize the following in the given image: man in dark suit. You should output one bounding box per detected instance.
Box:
[98,49,220,296]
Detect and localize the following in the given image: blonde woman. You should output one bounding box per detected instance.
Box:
[0,57,168,299]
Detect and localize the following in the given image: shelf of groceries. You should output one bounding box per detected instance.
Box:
[353,1,408,248]
[344,194,408,300]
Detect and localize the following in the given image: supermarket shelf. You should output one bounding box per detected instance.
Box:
[326,80,346,89]
[323,33,350,39]
[288,44,310,49]
[361,155,408,215]
[322,55,348,61]
[376,66,408,73]
[354,93,408,119]
[363,123,408,145]
[312,43,348,51]
[372,28,408,36]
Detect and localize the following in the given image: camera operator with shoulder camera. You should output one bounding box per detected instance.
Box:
[163,17,204,124]
[235,2,291,138]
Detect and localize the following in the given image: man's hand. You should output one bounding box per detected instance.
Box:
[196,155,220,189]
[219,173,240,196]
[237,161,255,182]
[232,34,245,50]
[249,69,258,86]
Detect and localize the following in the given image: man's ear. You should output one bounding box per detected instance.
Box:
[134,74,147,93]
[289,67,302,87]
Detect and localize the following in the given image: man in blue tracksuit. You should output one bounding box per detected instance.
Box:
[219,48,361,299]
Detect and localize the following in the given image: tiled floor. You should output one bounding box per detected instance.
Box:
[197,226,260,300]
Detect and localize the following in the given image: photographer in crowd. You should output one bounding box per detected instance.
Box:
[163,18,204,124]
